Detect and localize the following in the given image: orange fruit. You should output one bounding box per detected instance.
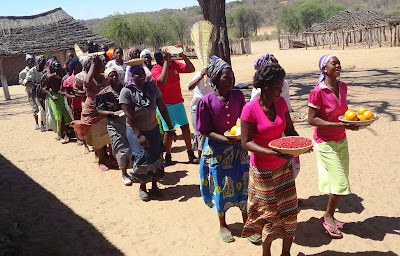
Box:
[362,111,374,120]
[230,126,239,135]
[360,115,368,121]
[345,110,358,121]
[357,107,367,115]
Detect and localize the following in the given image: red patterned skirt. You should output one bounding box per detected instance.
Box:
[242,162,298,241]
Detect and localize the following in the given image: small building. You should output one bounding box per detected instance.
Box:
[0,8,112,85]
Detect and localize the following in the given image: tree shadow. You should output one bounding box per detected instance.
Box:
[160,170,188,186]
[0,154,123,255]
[298,250,398,256]
[300,194,365,214]
[150,184,201,202]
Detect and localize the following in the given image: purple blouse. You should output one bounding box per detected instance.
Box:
[196,90,246,135]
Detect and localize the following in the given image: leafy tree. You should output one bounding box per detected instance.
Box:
[227,5,250,38]
[277,5,301,35]
[94,16,132,48]
[247,7,264,35]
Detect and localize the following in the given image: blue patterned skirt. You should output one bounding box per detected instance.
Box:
[199,138,250,216]
[127,125,165,182]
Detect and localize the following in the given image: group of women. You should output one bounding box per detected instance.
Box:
[21,44,357,255]
[194,53,357,256]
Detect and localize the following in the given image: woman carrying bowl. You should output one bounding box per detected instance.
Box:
[196,56,249,243]
[241,63,299,256]
[308,54,358,239]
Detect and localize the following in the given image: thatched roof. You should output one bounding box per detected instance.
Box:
[387,15,400,25]
[0,8,112,56]
[307,10,389,33]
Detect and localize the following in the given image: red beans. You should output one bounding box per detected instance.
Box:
[270,137,312,149]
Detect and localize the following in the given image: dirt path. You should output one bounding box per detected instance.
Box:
[1,40,399,255]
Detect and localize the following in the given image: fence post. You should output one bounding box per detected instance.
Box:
[0,57,11,100]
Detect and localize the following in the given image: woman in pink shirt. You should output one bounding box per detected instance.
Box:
[308,54,358,239]
[241,63,299,256]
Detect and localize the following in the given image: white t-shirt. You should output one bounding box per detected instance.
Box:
[106,60,127,85]
[250,80,292,111]
[188,71,214,111]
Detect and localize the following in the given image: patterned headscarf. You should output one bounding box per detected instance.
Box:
[207,56,231,81]
[253,53,277,70]
[125,65,144,86]
[25,54,34,62]
[140,49,152,59]
[318,54,335,85]
[36,55,46,66]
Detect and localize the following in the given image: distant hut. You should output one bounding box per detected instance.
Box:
[302,10,400,50]
[0,7,112,86]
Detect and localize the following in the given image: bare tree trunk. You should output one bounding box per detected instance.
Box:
[197,0,231,64]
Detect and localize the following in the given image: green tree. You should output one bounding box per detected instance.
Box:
[276,5,301,35]
[129,14,152,46]
[94,16,132,48]
[227,5,250,38]
[247,7,264,35]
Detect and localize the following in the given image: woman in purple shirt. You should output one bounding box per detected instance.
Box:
[196,56,250,243]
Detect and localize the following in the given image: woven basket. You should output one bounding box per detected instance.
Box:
[190,21,216,70]
[269,137,313,157]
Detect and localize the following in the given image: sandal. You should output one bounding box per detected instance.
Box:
[219,231,235,243]
[247,234,262,243]
[139,189,150,202]
[320,217,343,239]
[122,176,132,186]
[334,218,345,229]
[98,164,109,172]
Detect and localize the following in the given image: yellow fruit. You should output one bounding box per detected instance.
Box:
[345,110,358,121]
[230,126,239,135]
[362,111,374,120]
[358,107,367,115]
[360,115,368,121]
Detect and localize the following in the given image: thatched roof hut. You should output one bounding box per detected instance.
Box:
[0,8,112,87]
[302,10,400,50]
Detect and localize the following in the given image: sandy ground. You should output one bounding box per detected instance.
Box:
[1,40,400,256]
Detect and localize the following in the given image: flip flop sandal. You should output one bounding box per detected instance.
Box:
[320,217,343,239]
[334,218,345,229]
[219,231,235,243]
[247,234,262,243]
[139,190,150,202]
[98,164,109,172]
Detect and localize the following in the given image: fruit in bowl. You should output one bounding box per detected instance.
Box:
[345,108,375,121]
[230,126,240,135]
[269,137,313,157]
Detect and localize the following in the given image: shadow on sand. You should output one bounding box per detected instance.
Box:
[298,250,398,256]
[0,154,123,255]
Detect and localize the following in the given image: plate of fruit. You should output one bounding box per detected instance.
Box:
[224,126,241,140]
[269,136,313,157]
[338,107,379,129]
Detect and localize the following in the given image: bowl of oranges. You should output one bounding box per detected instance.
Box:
[338,107,379,129]
[224,126,241,140]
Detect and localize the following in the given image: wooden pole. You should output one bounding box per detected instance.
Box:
[379,27,382,47]
[0,57,11,100]
[368,28,371,48]
[394,25,397,47]
[329,32,332,50]
[305,33,308,50]
[390,25,393,47]
[342,31,345,50]
[383,26,387,41]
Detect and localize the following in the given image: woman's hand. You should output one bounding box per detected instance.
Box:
[342,122,359,131]
[138,135,150,147]
[162,49,171,62]
[52,96,58,101]
[166,130,178,142]
[273,151,294,160]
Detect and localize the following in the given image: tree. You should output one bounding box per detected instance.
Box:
[277,5,301,35]
[94,16,132,48]
[197,0,231,64]
[247,7,264,35]
[228,5,250,38]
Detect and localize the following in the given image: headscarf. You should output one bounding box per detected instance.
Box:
[68,59,80,71]
[129,47,139,59]
[51,60,61,70]
[125,65,143,86]
[106,48,114,59]
[36,55,46,66]
[104,68,117,79]
[207,56,231,81]
[25,54,34,62]
[318,54,335,85]
[79,55,91,67]
[46,54,55,61]
[140,49,151,59]
[254,53,277,70]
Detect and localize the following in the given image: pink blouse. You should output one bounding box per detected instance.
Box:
[241,97,288,169]
[308,81,348,143]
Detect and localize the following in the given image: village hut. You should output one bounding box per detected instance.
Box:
[302,10,400,50]
[0,7,112,87]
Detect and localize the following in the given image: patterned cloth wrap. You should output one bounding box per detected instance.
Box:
[199,137,250,216]
[318,54,335,85]
[253,53,277,70]
[206,56,231,82]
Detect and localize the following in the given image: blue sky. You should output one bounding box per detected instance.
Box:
[0,0,236,20]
